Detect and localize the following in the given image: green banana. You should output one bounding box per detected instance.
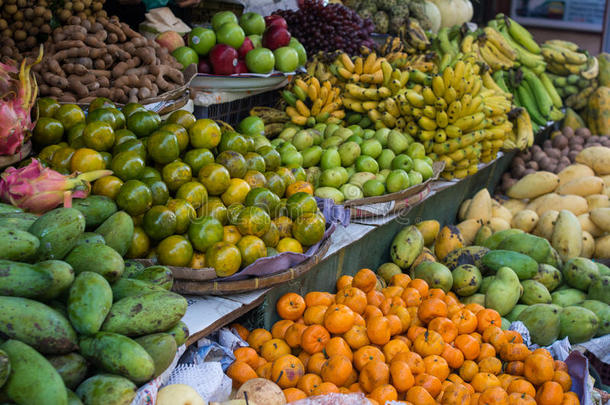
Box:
[282,90,297,107]
[492,70,511,94]
[549,106,565,121]
[517,81,547,126]
[505,16,541,54]
[539,72,563,109]
[577,78,591,89]
[522,68,553,118]
[292,86,307,101]
[438,27,456,57]
[553,76,568,87]
[498,25,545,68]
[567,74,580,85]
[565,85,579,95]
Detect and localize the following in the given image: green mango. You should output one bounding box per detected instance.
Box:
[596,262,610,277]
[35,260,75,301]
[111,278,166,301]
[0,227,39,261]
[543,247,563,269]
[122,260,145,278]
[520,280,552,305]
[412,261,453,292]
[0,296,78,354]
[166,321,189,346]
[581,300,610,336]
[71,196,118,229]
[505,304,528,322]
[551,288,587,307]
[497,233,551,263]
[68,272,112,335]
[485,267,521,316]
[563,258,600,291]
[482,250,538,280]
[28,208,86,260]
[559,306,599,343]
[1,340,67,405]
[451,264,482,297]
[0,260,53,298]
[460,293,485,306]
[473,225,493,246]
[74,232,106,247]
[134,266,173,290]
[0,216,37,231]
[102,292,187,337]
[80,332,155,384]
[0,203,22,214]
[479,276,495,294]
[65,243,124,283]
[135,333,177,377]
[94,211,134,256]
[532,264,562,292]
[517,304,561,346]
[482,229,523,250]
[390,226,424,269]
[67,389,83,405]
[588,275,610,304]
[442,246,489,271]
[75,374,136,405]
[47,352,88,389]
[0,350,9,388]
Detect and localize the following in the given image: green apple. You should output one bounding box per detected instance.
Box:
[355,155,379,173]
[391,154,413,171]
[386,169,410,193]
[212,11,238,31]
[273,46,299,73]
[289,38,308,67]
[245,47,275,74]
[239,116,264,136]
[171,46,198,69]
[248,34,262,48]
[188,27,216,56]
[216,22,245,49]
[239,12,266,35]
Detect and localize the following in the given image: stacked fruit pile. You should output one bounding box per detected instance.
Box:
[226,268,582,404]
[0,205,188,404]
[272,0,375,55]
[350,0,439,35]
[166,11,308,76]
[30,97,327,276]
[382,214,608,347]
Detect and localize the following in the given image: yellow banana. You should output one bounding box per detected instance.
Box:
[418,130,435,141]
[422,87,437,105]
[342,98,365,113]
[339,53,355,72]
[435,98,448,111]
[418,116,437,131]
[307,83,318,101]
[446,125,462,138]
[291,116,308,126]
[464,96,484,116]
[286,106,300,118]
[354,57,364,75]
[483,27,517,60]
[454,112,486,132]
[362,100,379,110]
[319,87,329,106]
[461,35,475,53]
[321,101,341,114]
[452,61,465,89]
[405,90,425,108]
[381,61,393,86]
[384,98,400,117]
[310,77,320,96]
[370,58,383,74]
[337,67,352,80]
[516,108,534,149]
[447,101,462,122]
[381,112,396,128]
[311,98,324,116]
[423,105,436,119]
[331,110,345,119]
[295,78,309,93]
[443,87,457,104]
[295,100,310,117]
[432,75,445,98]
[443,66,454,89]
[368,109,382,121]
[436,111,449,128]
[434,129,447,143]
[363,52,377,74]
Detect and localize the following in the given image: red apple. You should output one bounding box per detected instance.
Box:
[238,37,254,59]
[156,31,185,53]
[234,60,249,74]
[265,15,287,30]
[262,26,291,50]
[209,44,238,75]
[197,59,212,74]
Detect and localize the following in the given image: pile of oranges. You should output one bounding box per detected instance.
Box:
[227,268,580,405]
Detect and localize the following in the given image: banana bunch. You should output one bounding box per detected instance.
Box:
[393,60,514,179]
[306,52,340,86]
[397,18,431,54]
[376,36,437,73]
[249,107,290,138]
[489,17,546,73]
[332,52,393,86]
[282,76,344,127]
[503,107,535,151]
[500,67,564,131]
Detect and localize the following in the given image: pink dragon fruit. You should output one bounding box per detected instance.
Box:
[0,159,112,214]
[0,46,43,155]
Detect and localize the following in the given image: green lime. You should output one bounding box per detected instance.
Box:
[166,198,196,234]
[33,117,64,147]
[257,146,281,171]
[67,122,86,148]
[127,110,161,138]
[54,104,85,130]
[184,148,215,175]
[89,97,115,111]
[176,181,208,209]
[116,180,152,216]
[139,166,162,181]
[147,130,180,164]
[114,129,138,146]
[82,122,115,151]
[112,138,146,158]
[50,146,75,174]
[159,123,189,152]
[188,216,224,252]
[111,151,145,181]
[244,152,266,172]
[167,110,196,129]
[216,150,247,178]
[86,108,117,128]
[121,103,146,118]
[189,119,221,149]
[37,97,60,117]
[198,163,231,195]
[162,160,192,192]
[108,107,126,129]
[157,235,193,267]
[143,205,177,240]
[142,177,170,206]
[218,131,249,155]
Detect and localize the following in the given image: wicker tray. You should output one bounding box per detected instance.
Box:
[344,161,445,219]
[0,142,32,169]
[141,236,332,296]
